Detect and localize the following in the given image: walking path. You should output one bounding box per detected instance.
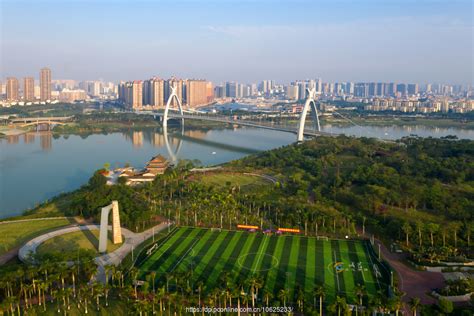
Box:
[94,222,171,282]
[0,216,75,225]
[0,217,80,265]
[18,222,172,283]
[373,238,445,305]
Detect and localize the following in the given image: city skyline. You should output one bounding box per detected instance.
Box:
[2,0,473,85]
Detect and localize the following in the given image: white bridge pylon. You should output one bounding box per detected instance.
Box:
[163,84,185,129]
[297,88,321,142]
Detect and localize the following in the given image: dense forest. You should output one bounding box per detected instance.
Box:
[233,135,474,261]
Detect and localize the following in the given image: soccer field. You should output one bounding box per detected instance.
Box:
[136,227,390,304]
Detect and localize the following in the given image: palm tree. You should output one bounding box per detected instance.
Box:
[278,289,289,307]
[388,296,403,316]
[335,295,347,316]
[64,287,73,310]
[79,285,91,314]
[150,271,157,294]
[93,281,104,311]
[130,267,139,299]
[409,297,420,316]
[296,286,305,312]
[354,283,366,316]
[313,284,325,316]
[427,223,439,247]
[402,221,412,247]
[157,285,166,314]
[262,288,273,307]
[246,275,262,308]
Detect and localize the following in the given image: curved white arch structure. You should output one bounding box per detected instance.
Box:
[297,88,320,142]
[163,84,184,129]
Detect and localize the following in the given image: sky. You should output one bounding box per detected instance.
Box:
[1,0,473,85]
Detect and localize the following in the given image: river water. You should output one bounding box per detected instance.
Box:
[1,124,473,218]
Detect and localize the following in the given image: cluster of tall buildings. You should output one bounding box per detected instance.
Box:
[1,72,119,105]
[283,81,470,100]
[5,68,52,102]
[2,70,472,115]
[118,77,213,109]
[365,98,474,114]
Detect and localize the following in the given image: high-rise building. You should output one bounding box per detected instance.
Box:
[346,82,354,95]
[206,82,214,103]
[368,82,376,96]
[407,83,419,95]
[143,80,152,105]
[132,81,143,109]
[250,83,258,96]
[118,81,141,109]
[297,81,307,99]
[386,83,396,96]
[285,84,299,100]
[396,83,407,96]
[186,79,209,107]
[214,85,225,98]
[164,78,183,106]
[316,78,323,93]
[262,80,273,95]
[354,83,369,97]
[23,77,35,101]
[151,78,164,108]
[226,82,237,98]
[40,67,52,101]
[88,81,101,97]
[426,83,432,93]
[6,77,19,101]
[376,82,385,96]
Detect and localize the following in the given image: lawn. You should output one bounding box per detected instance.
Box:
[0,219,74,256]
[195,172,271,191]
[136,227,390,305]
[36,229,123,256]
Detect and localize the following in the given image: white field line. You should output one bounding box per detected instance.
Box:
[365,243,382,289]
[142,231,191,267]
[333,250,341,292]
[168,237,202,273]
[252,235,269,274]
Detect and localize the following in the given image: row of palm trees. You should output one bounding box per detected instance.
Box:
[0,255,120,315]
[1,253,423,316]
[124,262,412,316]
[133,167,366,241]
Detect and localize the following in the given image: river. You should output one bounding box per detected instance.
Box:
[1,124,473,219]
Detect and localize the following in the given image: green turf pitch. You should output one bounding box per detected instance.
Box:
[136,227,389,304]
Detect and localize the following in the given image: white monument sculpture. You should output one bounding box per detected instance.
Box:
[98,200,122,253]
[297,88,321,142]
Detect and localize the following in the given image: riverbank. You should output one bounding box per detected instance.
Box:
[325,115,474,129]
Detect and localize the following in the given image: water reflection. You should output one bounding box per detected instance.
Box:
[39,132,52,151]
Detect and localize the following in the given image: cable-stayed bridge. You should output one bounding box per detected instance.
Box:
[139,85,329,142]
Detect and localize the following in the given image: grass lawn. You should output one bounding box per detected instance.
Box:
[136,227,390,305]
[36,229,123,256]
[3,198,74,221]
[195,172,270,192]
[0,219,74,256]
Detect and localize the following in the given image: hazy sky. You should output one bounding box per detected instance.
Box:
[1,0,473,84]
